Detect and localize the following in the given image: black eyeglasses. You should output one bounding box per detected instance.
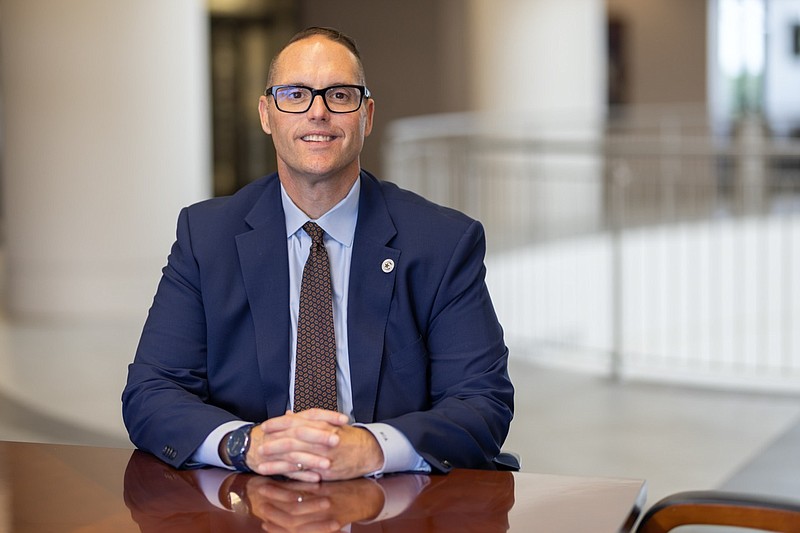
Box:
[265,84,371,114]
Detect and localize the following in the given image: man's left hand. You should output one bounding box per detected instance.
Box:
[314,424,384,480]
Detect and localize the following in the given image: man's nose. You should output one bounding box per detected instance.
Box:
[307,93,330,118]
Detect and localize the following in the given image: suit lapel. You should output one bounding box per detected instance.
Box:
[236,176,291,419]
[348,173,399,423]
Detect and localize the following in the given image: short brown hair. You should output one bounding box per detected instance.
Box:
[267,27,366,86]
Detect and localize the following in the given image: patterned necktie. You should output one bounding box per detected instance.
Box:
[294,222,338,412]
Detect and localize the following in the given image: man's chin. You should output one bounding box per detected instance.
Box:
[281,160,359,184]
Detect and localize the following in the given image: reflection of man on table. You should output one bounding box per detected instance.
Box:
[124,451,423,531]
[122,26,513,481]
[123,450,515,533]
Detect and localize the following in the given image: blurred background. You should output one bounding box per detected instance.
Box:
[0,0,799,509]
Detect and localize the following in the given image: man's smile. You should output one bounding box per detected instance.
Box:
[302,134,336,142]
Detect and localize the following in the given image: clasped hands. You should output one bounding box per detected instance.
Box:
[245,409,384,482]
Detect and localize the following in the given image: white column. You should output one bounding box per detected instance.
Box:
[468,0,606,125]
[0,0,211,321]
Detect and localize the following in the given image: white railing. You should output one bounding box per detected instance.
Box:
[384,111,800,393]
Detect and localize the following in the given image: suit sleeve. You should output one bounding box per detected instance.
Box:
[122,207,239,468]
[384,220,514,472]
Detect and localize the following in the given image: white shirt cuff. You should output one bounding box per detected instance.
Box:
[356,422,431,475]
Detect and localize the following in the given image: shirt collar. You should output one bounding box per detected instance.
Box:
[281,176,360,247]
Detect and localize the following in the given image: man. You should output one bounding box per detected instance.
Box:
[122,27,513,482]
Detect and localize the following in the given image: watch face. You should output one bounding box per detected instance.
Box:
[227,431,247,456]
[225,425,253,471]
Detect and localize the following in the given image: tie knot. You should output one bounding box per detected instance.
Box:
[302,221,324,244]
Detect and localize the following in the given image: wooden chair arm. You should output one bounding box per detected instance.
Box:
[637,490,800,533]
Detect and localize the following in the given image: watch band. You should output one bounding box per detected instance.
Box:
[225,423,255,472]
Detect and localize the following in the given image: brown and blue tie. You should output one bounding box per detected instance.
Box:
[294,222,338,412]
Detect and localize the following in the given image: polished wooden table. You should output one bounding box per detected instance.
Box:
[0,441,646,532]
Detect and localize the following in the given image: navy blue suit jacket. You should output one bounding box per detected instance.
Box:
[122,171,513,473]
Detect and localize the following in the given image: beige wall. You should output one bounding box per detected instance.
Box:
[297,0,471,174]
[607,0,707,106]
[298,0,709,117]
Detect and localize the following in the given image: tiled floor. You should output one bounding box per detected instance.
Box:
[504,358,800,505]
[0,318,798,512]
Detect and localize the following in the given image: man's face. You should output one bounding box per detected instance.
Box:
[258,36,374,186]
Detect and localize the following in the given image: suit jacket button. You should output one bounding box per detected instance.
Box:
[442,460,452,468]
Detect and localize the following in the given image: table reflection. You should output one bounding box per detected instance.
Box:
[123,451,514,532]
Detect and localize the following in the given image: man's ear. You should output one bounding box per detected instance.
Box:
[258,95,272,135]
[363,97,375,137]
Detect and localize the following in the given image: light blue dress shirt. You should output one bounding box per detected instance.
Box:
[193,177,429,474]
